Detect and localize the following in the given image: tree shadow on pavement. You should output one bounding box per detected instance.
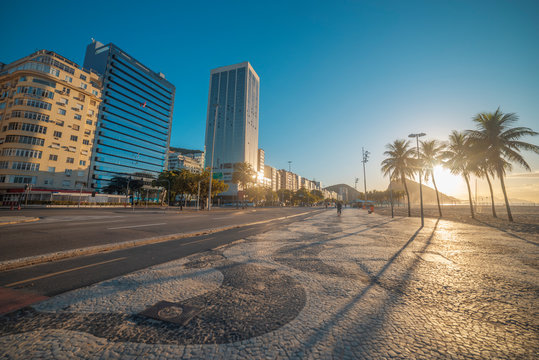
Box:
[289,220,439,358]
[473,219,538,246]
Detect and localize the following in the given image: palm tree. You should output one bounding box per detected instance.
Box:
[467,108,539,222]
[420,139,445,217]
[468,147,500,218]
[381,139,416,217]
[443,131,475,219]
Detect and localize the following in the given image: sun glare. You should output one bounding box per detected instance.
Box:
[431,165,466,199]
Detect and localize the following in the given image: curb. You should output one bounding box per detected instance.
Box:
[0,217,40,226]
[0,210,323,272]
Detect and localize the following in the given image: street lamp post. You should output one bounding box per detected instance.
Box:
[208,104,218,211]
[362,147,370,209]
[408,132,426,227]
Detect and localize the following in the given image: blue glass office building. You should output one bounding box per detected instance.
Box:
[83,40,175,191]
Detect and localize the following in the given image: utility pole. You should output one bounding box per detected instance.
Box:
[362,147,370,208]
[208,104,218,210]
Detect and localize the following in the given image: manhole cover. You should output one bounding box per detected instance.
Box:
[139,301,201,325]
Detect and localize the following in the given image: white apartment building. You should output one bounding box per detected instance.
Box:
[204,62,259,196]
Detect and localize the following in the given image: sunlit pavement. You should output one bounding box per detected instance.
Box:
[1,209,537,359]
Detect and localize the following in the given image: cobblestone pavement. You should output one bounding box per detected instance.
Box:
[1,209,537,359]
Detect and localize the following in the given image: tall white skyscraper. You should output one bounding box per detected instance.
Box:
[204,62,259,196]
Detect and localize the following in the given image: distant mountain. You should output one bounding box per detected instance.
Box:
[324,184,362,202]
[325,181,461,204]
[388,180,461,204]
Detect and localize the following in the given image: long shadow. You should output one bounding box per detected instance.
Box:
[289,220,438,358]
[278,217,407,255]
[473,219,538,246]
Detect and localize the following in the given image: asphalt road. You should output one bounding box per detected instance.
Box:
[0,207,323,297]
[0,207,320,262]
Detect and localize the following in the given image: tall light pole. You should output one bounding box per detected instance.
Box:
[208,103,218,211]
[408,132,426,227]
[362,147,370,208]
[288,160,292,172]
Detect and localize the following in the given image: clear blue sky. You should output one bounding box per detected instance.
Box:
[3,0,538,199]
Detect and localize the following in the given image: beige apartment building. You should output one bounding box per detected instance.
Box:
[0,50,102,203]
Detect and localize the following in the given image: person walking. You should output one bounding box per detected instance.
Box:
[336,202,342,216]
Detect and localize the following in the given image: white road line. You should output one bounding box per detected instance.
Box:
[107,223,167,230]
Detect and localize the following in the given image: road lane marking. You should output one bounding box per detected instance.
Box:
[180,237,216,246]
[107,223,167,230]
[5,257,127,288]
[0,210,321,272]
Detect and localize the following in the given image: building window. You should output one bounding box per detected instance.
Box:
[86,120,92,125]
[1,148,42,158]
[70,135,78,141]
[50,68,60,77]
[48,166,55,172]
[21,123,47,134]
[58,109,66,115]
[12,176,36,184]
[44,179,53,185]
[53,131,62,138]
[78,171,85,177]
[72,124,80,131]
[80,83,87,90]
[65,75,72,83]
[65,169,72,176]
[79,160,86,166]
[56,120,64,127]
[0,161,8,169]
[90,100,96,106]
[62,180,71,187]
[92,90,98,96]
[66,157,74,164]
[82,139,90,145]
[80,74,87,81]
[5,135,44,146]
[74,114,81,121]
[11,162,40,171]
[49,154,58,161]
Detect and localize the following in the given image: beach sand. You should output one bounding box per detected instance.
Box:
[373,204,539,243]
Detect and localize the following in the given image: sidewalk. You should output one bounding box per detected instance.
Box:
[1,209,537,359]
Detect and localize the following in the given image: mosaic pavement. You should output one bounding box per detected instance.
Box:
[1,209,538,359]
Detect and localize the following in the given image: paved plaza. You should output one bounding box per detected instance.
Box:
[1,209,537,359]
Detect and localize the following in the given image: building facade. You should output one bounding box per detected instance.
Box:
[204,62,259,196]
[83,40,175,192]
[0,50,102,203]
[168,152,203,173]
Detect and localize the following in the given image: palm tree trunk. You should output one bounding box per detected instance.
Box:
[431,170,442,217]
[401,175,411,217]
[484,172,497,218]
[497,169,513,222]
[463,173,475,219]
